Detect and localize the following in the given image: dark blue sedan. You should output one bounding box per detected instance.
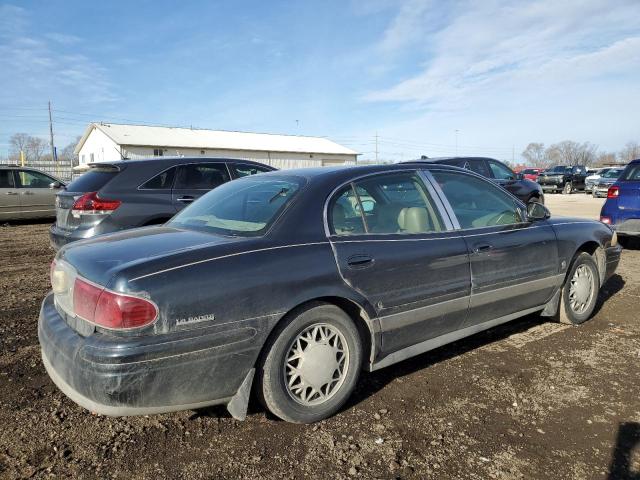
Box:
[40,163,620,423]
[600,159,640,246]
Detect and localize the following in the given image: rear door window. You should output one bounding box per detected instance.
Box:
[620,164,640,181]
[464,159,491,177]
[175,164,230,190]
[232,163,272,177]
[140,167,176,189]
[66,166,119,192]
[330,172,444,235]
[0,170,15,188]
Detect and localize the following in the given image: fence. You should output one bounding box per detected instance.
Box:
[0,159,75,182]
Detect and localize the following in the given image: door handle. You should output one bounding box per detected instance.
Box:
[177,196,195,203]
[473,243,493,254]
[21,191,34,195]
[347,254,374,268]
[5,192,18,195]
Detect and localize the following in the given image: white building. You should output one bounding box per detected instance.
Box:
[74,123,358,170]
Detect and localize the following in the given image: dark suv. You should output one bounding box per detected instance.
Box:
[405,157,544,204]
[50,157,275,250]
[536,165,587,194]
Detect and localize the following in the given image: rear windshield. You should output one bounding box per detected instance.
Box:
[65,166,119,192]
[522,169,537,174]
[168,175,304,237]
[620,164,640,181]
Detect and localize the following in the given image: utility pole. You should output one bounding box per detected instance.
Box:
[48,101,56,171]
[375,131,379,163]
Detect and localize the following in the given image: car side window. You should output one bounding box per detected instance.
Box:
[330,172,444,235]
[16,170,55,188]
[175,164,230,190]
[487,160,515,180]
[232,164,272,177]
[464,159,490,177]
[432,170,524,229]
[0,170,15,188]
[140,167,176,189]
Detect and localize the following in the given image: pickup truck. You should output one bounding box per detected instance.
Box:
[536,165,587,194]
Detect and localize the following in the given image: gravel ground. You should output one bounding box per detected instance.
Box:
[0,220,639,480]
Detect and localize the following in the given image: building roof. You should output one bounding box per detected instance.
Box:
[74,123,358,156]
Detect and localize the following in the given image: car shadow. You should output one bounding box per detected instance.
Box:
[593,273,625,317]
[347,312,548,410]
[608,422,640,480]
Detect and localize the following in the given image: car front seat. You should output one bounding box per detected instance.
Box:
[398,207,430,233]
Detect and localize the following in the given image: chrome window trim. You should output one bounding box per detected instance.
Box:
[322,167,456,238]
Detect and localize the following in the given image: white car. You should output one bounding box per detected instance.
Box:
[585,168,612,193]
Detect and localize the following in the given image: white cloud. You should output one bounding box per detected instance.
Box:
[359,0,640,156]
[0,5,117,106]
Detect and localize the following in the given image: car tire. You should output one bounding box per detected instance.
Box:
[563,182,573,195]
[256,303,362,423]
[557,252,600,325]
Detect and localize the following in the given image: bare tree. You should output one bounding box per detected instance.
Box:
[9,133,30,161]
[618,141,640,163]
[544,141,598,166]
[25,137,47,162]
[58,136,81,166]
[521,142,546,167]
[596,152,617,166]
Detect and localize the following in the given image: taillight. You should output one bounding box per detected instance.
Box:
[72,191,121,215]
[600,216,612,225]
[72,278,157,330]
[607,186,619,199]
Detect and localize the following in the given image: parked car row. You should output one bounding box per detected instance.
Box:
[39,160,623,424]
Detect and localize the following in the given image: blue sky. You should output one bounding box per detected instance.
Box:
[1,0,639,162]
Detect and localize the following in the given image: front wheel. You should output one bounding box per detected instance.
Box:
[557,252,600,325]
[256,303,362,423]
[563,182,573,195]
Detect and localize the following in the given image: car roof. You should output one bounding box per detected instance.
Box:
[89,157,276,170]
[253,162,465,184]
[402,156,499,164]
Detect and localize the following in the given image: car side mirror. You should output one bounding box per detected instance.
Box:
[515,173,523,180]
[527,201,550,221]
[49,181,62,189]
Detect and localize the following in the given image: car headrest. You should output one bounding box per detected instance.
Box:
[398,207,429,233]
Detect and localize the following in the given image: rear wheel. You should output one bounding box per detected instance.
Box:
[563,182,573,195]
[256,303,362,423]
[557,252,600,325]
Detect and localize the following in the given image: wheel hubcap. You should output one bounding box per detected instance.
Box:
[284,323,349,406]
[569,264,594,314]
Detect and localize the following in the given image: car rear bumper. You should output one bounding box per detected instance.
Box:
[38,293,259,416]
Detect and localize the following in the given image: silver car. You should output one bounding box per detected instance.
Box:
[0,166,65,221]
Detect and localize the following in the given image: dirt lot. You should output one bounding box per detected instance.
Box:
[1,209,639,479]
[545,193,605,220]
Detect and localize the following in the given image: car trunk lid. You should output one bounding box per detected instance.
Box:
[58,226,243,286]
